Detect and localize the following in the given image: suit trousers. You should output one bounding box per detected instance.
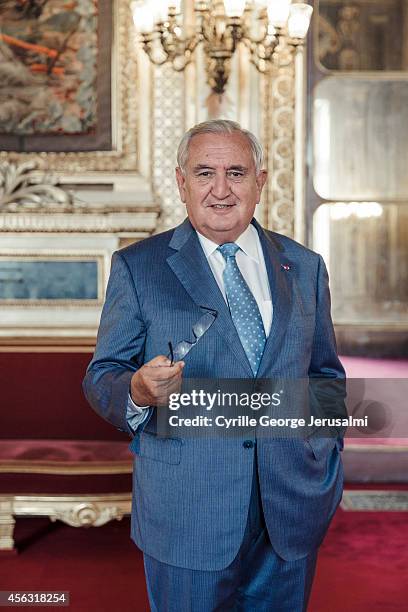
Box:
[142,447,318,612]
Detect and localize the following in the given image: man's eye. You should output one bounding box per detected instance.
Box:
[197,171,213,177]
[228,171,244,178]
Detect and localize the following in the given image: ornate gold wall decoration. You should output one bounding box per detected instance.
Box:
[262,54,296,237]
[0,161,74,211]
[152,64,187,231]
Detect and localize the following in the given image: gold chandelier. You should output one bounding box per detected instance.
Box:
[131,0,313,94]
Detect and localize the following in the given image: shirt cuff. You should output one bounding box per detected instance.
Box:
[126,394,150,431]
[127,393,149,414]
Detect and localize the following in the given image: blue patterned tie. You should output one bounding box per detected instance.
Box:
[218,243,266,375]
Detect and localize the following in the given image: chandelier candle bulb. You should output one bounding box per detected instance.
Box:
[132,2,155,33]
[169,0,182,13]
[223,0,246,17]
[267,0,292,28]
[287,3,313,39]
[153,0,172,23]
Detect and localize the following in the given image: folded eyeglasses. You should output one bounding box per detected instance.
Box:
[168,308,217,365]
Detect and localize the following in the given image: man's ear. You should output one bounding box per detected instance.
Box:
[175,167,187,203]
[256,170,268,199]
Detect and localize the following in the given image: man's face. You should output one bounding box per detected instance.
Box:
[175,132,267,244]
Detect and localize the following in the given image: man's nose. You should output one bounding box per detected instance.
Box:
[211,173,231,199]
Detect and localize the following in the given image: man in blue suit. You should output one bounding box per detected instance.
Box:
[83,120,345,611]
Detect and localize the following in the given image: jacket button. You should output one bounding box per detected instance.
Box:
[243,440,254,449]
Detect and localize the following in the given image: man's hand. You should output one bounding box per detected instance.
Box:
[130,355,185,407]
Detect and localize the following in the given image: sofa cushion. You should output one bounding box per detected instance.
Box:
[0,440,132,469]
[0,439,133,495]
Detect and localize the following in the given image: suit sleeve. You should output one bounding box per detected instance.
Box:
[83,251,148,435]
[308,255,347,439]
[309,255,345,380]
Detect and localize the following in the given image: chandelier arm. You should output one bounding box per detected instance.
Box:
[159,27,200,61]
[184,34,201,55]
[159,31,180,58]
[248,54,266,74]
[146,54,172,67]
[243,34,279,63]
[171,55,194,72]
[140,36,172,66]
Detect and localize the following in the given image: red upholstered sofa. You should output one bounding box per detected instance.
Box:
[0,353,133,552]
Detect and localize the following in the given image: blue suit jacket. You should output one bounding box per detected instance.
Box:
[83,218,345,571]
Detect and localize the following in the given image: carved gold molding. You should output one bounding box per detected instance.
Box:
[0,161,160,233]
[13,494,131,526]
[0,211,159,233]
[50,502,127,528]
[0,161,74,211]
[0,494,132,551]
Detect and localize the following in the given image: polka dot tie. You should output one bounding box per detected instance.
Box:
[218,243,266,376]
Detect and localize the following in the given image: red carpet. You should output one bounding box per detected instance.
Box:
[1,506,407,611]
[0,518,148,612]
[309,507,408,611]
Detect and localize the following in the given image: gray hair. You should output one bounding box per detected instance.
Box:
[176,120,264,174]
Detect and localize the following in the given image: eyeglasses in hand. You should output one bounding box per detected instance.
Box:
[168,309,217,365]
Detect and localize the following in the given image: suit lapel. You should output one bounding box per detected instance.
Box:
[167,219,253,376]
[252,220,293,378]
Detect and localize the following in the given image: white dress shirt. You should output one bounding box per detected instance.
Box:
[127,223,273,431]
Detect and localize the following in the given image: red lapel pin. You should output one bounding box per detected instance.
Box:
[281,264,290,271]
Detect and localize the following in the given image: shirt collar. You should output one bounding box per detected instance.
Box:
[196,223,260,263]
